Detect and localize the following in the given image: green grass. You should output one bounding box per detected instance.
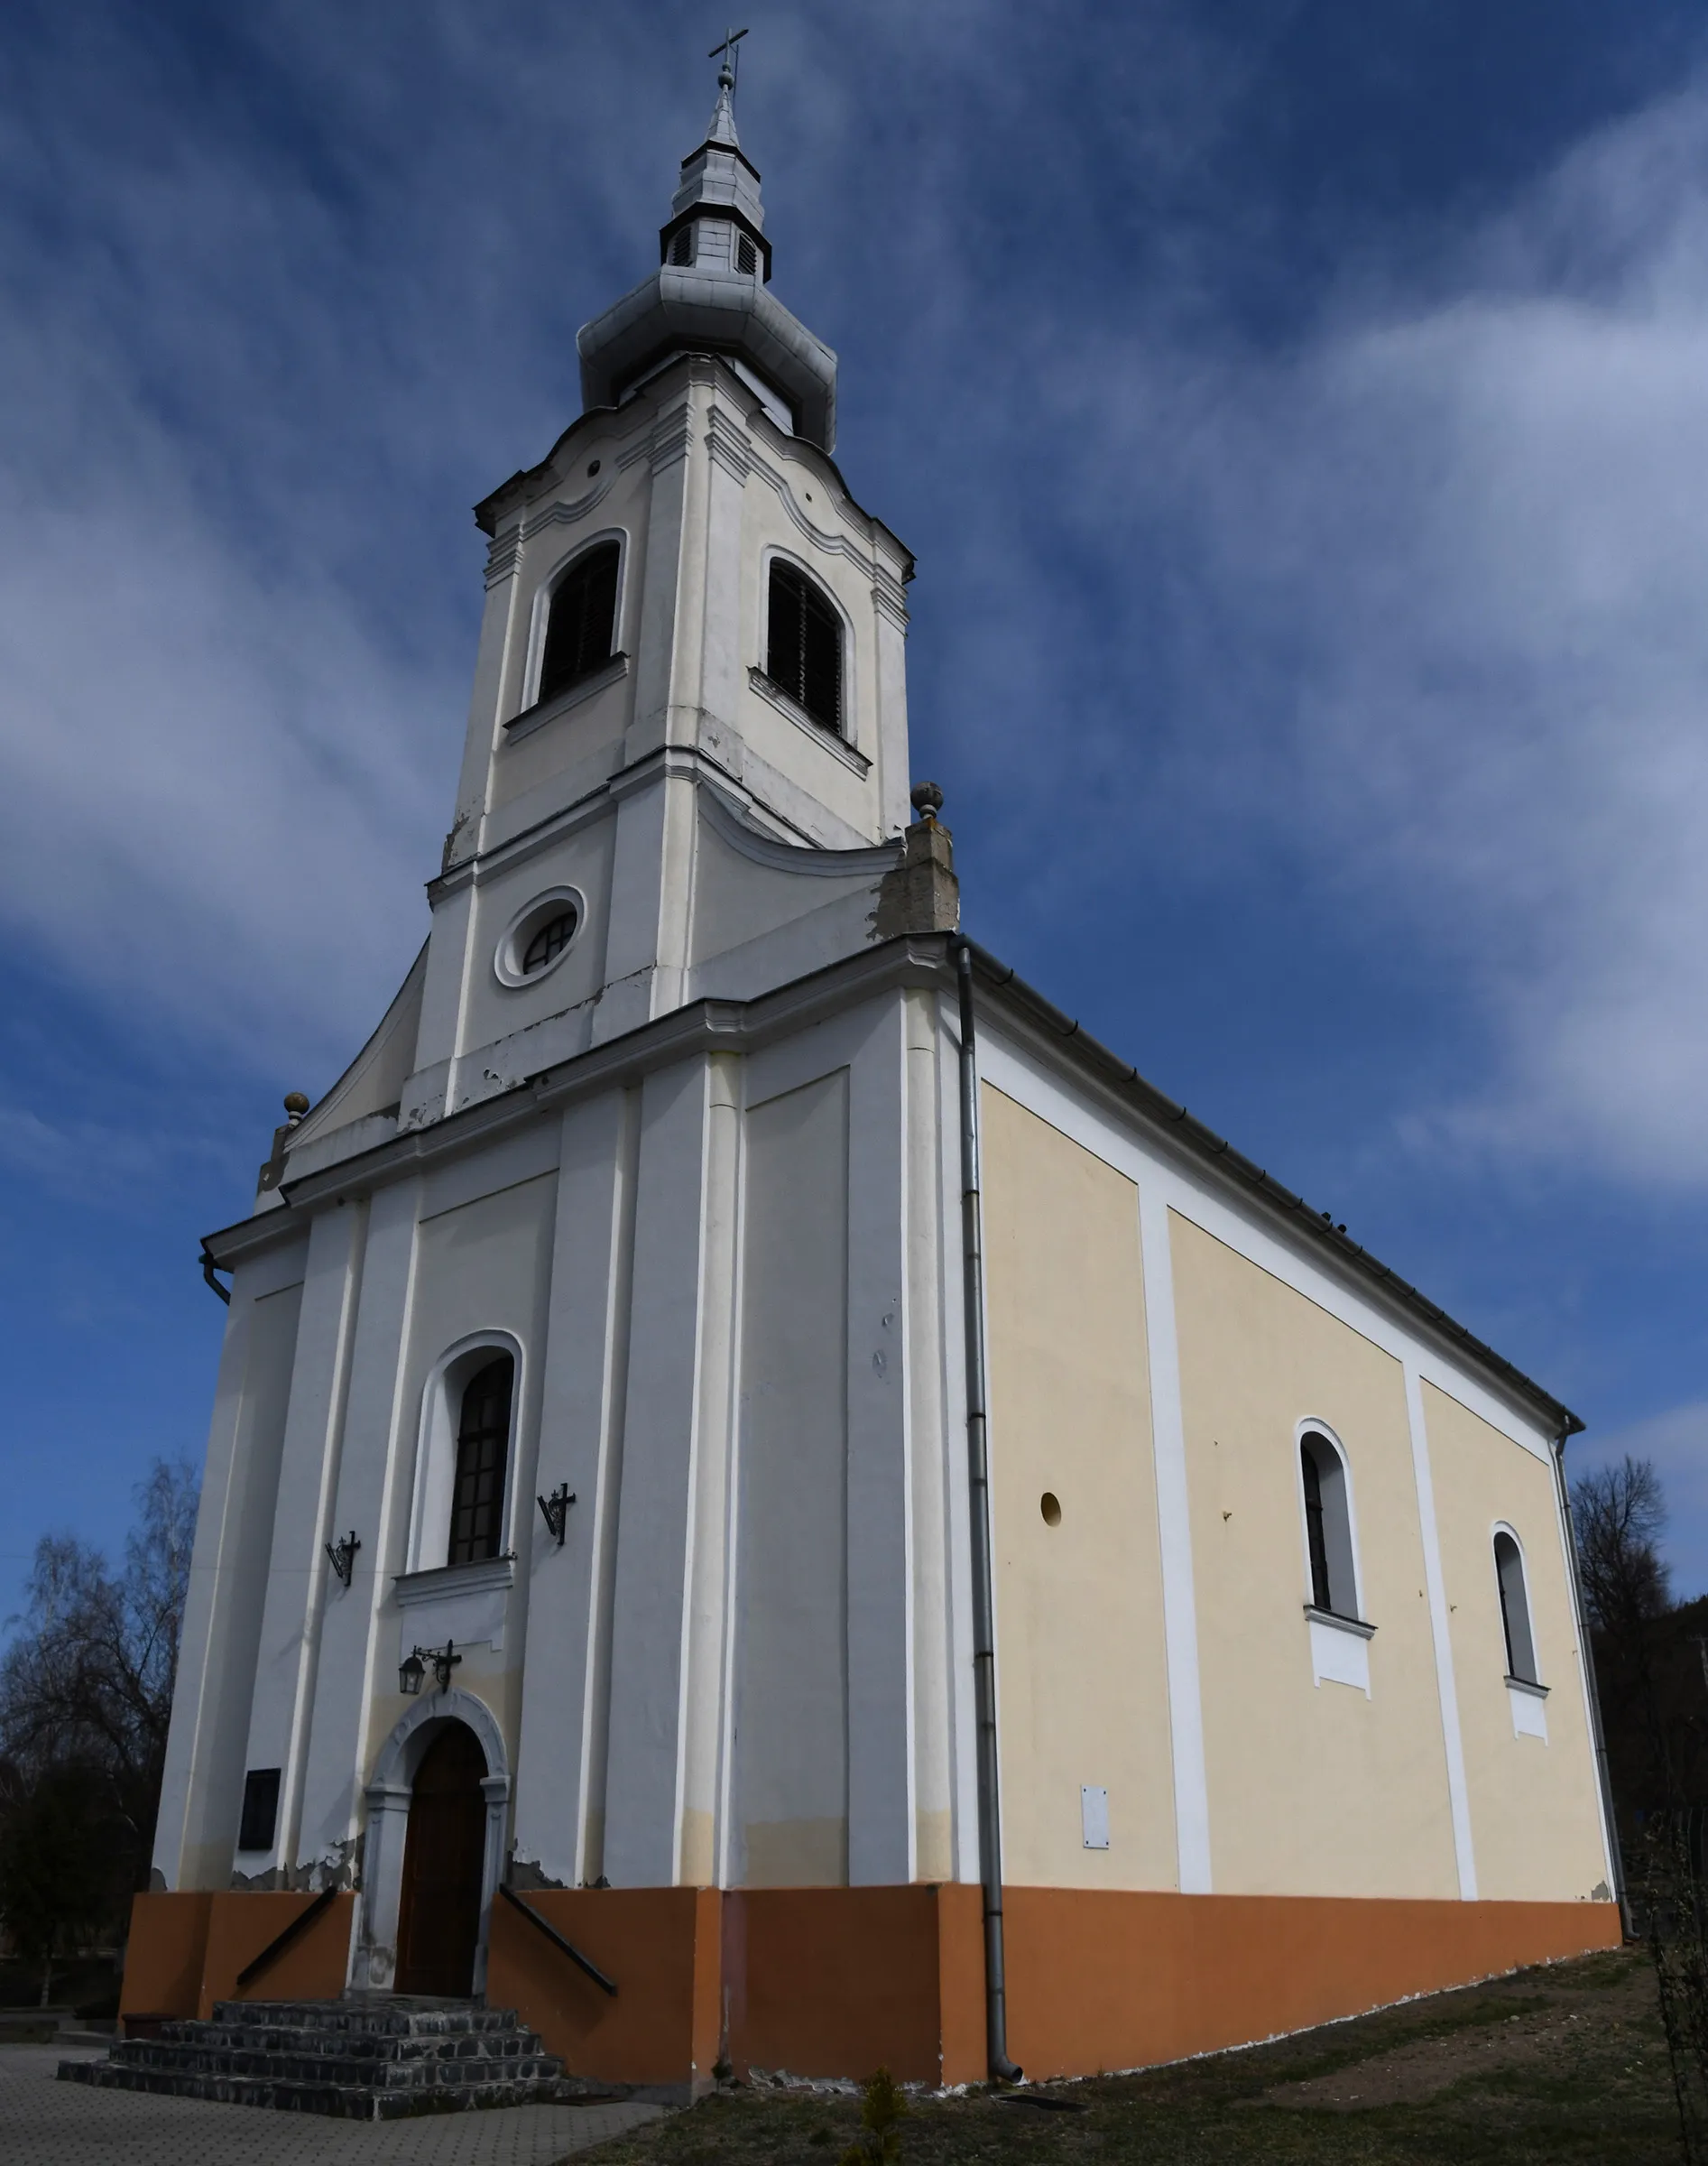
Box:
[584,1948,1681,2166]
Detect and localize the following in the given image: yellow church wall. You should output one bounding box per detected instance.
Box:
[1421,1383,1611,1903]
[1168,1213,1461,1901]
[980,1084,1178,1893]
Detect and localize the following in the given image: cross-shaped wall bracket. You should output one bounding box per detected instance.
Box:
[324,1530,361,1588]
[536,1483,577,1548]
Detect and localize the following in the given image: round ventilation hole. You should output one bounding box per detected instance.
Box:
[1040,1492,1062,1527]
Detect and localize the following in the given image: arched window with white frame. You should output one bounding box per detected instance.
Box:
[1298,1427,1362,1622]
[536,541,620,706]
[448,1356,513,1566]
[406,1336,522,1575]
[1493,1526,1540,1686]
[765,557,844,732]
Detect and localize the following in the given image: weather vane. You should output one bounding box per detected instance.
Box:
[709,25,749,94]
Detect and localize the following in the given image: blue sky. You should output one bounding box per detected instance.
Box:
[5,0,1708,1614]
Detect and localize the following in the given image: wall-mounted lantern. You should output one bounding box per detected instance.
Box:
[324,1530,362,1588]
[536,1483,577,1547]
[399,1641,461,1697]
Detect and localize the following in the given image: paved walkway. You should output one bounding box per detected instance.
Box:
[3,2047,663,2164]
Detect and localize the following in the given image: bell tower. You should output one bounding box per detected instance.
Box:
[393,53,923,1133]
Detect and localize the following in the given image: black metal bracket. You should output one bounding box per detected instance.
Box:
[536,1483,577,1547]
[324,1531,361,1588]
[499,1884,616,1996]
[201,1253,232,1305]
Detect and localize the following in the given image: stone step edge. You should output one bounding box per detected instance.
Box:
[138,2029,553,2061]
[58,2061,616,2120]
[106,2048,567,2088]
[208,2003,518,2032]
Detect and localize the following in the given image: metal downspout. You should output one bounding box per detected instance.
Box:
[1551,1425,1630,1936]
[953,936,1022,2083]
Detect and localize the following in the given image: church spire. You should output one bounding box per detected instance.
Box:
[576,37,839,449]
[707,72,739,146]
[665,32,765,259]
[705,26,743,147]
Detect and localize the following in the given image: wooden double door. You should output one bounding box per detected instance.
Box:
[394,1722,487,1996]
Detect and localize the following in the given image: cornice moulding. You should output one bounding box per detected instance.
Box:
[395,1555,516,1606]
[696,777,897,876]
[203,935,956,1264]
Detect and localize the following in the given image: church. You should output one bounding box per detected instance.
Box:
[115,56,1620,2096]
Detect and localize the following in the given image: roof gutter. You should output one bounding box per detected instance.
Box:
[953,936,1022,2084]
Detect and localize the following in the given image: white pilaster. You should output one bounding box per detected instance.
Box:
[1404,1363,1479,1901]
[904,990,955,1883]
[678,1053,742,1884]
[1138,1188,1213,1893]
[152,1238,306,1887]
[845,997,914,1884]
[511,1088,637,1888]
[296,1179,421,1882]
[175,1246,309,1891]
[238,1204,366,1882]
[601,1057,714,1885]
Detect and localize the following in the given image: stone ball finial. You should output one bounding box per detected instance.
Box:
[910,780,945,822]
[282,1092,310,1122]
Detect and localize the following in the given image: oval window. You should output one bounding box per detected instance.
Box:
[495,890,583,988]
[522,911,576,976]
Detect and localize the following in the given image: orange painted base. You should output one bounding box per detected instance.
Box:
[124,1884,1620,2083]
[119,1891,355,2030]
[484,1883,987,2090]
[1002,1889,1623,2079]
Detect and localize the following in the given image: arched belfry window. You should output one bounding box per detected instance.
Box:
[766,560,842,732]
[448,1356,513,1567]
[1493,1529,1539,1685]
[538,543,619,706]
[1299,1430,1360,1621]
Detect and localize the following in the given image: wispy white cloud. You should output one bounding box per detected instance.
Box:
[0,1095,235,1209]
[932,79,1708,1189]
[0,0,1240,1093]
[2,0,1705,1209]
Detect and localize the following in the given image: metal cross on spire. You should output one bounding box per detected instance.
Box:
[708,25,748,92]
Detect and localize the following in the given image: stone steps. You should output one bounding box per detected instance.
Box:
[57,1995,610,2119]
[216,1997,518,2034]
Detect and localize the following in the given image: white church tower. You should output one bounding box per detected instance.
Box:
[124,50,1620,2103]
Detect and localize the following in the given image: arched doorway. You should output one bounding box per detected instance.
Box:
[394,1723,487,1995]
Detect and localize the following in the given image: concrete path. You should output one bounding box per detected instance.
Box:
[3,2046,662,2164]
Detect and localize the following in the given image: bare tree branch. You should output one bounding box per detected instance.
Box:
[1572,1455,1672,1634]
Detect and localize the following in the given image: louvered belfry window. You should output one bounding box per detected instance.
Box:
[448,1356,513,1566]
[766,560,842,731]
[538,542,619,705]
